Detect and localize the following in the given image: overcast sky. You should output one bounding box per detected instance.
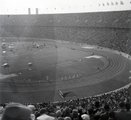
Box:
[1,0,93,8]
[0,0,130,14]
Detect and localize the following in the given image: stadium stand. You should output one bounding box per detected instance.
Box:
[0,10,131,120]
[0,11,131,54]
[0,86,130,120]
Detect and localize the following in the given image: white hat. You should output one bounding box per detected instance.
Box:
[27,105,35,111]
[81,114,90,120]
[37,114,55,120]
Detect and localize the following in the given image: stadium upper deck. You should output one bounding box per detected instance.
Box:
[0,10,130,28]
[0,10,131,53]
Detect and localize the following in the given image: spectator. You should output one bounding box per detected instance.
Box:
[1,103,32,120]
[99,104,110,120]
[108,111,115,120]
[28,105,36,120]
[71,109,79,120]
[114,102,131,120]
[56,110,62,118]
[81,114,90,120]
[88,108,94,120]
[37,107,55,120]
[58,117,64,120]
[125,102,131,111]
[64,117,71,120]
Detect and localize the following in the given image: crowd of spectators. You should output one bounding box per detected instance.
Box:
[0,86,131,120]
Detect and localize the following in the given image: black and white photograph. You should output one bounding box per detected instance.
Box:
[0,0,131,120]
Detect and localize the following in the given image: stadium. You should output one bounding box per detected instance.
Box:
[0,0,131,120]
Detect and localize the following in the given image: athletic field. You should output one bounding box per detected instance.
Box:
[0,37,131,103]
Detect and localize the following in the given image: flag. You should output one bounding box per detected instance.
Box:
[58,90,76,99]
[58,90,64,99]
